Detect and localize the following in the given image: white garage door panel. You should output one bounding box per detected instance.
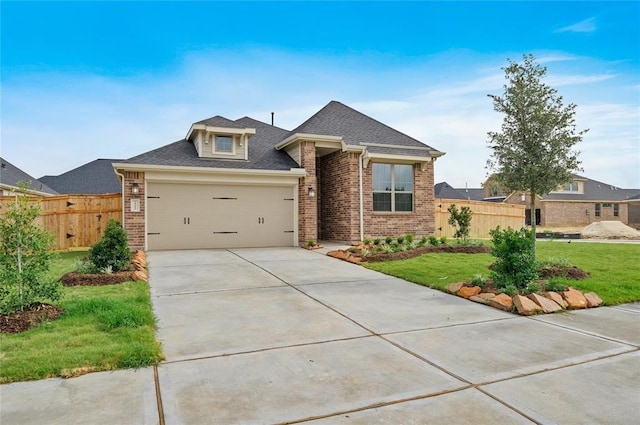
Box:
[147,183,295,250]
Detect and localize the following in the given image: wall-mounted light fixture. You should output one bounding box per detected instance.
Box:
[131,182,140,195]
[520,193,526,202]
[308,186,316,197]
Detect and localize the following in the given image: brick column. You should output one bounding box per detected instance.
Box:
[298,141,318,244]
[123,171,146,251]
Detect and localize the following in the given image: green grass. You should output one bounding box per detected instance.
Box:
[0,251,162,383]
[366,241,640,305]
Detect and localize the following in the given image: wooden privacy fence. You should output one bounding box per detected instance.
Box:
[0,193,122,251]
[435,198,526,239]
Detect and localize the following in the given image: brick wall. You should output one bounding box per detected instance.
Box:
[123,171,146,251]
[363,161,435,240]
[317,150,360,242]
[543,201,629,227]
[298,141,318,243]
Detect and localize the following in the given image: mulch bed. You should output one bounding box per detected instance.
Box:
[363,244,490,262]
[60,271,135,286]
[539,266,590,280]
[1,303,64,334]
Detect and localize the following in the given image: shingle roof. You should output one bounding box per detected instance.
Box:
[123,117,300,171]
[0,157,58,195]
[287,101,439,157]
[39,159,123,194]
[541,175,640,201]
[434,182,468,200]
[194,115,247,128]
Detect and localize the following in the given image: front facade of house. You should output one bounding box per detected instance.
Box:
[113,101,444,251]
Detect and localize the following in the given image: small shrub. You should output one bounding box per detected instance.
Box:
[439,236,448,245]
[406,241,416,250]
[447,204,473,242]
[382,244,395,253]
[393,244,406,253]
[429,236,440,247]
[524,282,541,295]
[363,237,372,245]
[539,256,571,268]
[405,234,414,244]
[544,280,568,292]
[418,236,428,246]
[307,239,316,247]
[361,248,371,257]
[397,236,405,244]
[501,284,519,297]
[385,236,393,245]
[470,273,487,288]
[489,226,538,292]
[88,219,132,272]
[100,265,114,275]
[74,259,97,274]
[373,238,381,245]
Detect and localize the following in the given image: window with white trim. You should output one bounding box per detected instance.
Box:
[214,135,233,153]
[372,163,413,212]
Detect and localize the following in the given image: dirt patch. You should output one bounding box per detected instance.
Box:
[1,303,64,334]
[539,265,590,280]
[581,221,640,240]
[60,271,135,286]
[362,244,490,263]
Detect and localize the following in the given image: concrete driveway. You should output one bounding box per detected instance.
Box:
[2,247,639,424]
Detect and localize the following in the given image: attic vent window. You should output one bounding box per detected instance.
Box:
[215,135,233,153]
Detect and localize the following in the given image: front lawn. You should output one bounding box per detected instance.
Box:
[0,251,162,384]
[366,241,640,305]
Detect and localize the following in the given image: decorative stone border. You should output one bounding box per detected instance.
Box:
[446,282,602,315]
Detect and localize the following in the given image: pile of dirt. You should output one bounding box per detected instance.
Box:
[581,221,640,240]
[539,265,590,280]
[1,303,64,334]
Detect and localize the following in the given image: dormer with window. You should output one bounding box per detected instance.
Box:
[186,116,256,160]
[550,178,585,194]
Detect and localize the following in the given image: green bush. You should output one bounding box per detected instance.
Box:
[397,236,405,244]
[88,219,132,272]
[489,226,538,292]
[428,236,440,247]
[373,238,381,245]
[0,191,61,314]
[447,204,473,242]
[363,237,372,245]
[385,236,393,245]
[405,234,414,244]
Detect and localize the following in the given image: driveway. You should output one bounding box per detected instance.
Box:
[2,247,639,424]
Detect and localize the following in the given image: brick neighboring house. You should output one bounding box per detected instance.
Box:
[113,101,444,251]
[502,175,640,228]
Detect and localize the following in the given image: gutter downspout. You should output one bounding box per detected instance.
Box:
[359,149,366,242]
[114,168,125,227]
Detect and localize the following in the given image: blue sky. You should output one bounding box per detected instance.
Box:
[2,1,639,188]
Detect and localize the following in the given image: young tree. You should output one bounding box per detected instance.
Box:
[0,184,61,314]
[447,204,473,242]
[486,54,586,243]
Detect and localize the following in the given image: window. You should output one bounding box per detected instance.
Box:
[614,203,619,217]
[215,135,233,153]
[372,163,413,212]
[562,182,579,192]
[595,203,601,217]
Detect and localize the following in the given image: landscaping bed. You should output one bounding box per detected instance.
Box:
[0,303,64,334]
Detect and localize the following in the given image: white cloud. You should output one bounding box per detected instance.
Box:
[555,17,598,34]
[1,49,637,189]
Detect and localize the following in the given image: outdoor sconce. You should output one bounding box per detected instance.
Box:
[308,186,316,197]
[520,193,526,202]
[131,182,140,195]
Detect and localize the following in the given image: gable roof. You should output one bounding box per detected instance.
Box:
[39,159,123,194]
[434,182,468,200]
[194,115,247,128]
[0,157,58,196]
[541,174,640,202]
[286,101,441,157]
[122,116,299,171]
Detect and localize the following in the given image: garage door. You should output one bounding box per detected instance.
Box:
[147,183,295,250]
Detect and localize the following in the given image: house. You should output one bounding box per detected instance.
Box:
[0,157,58,196]
[113,101,444,251]
[502,174,640,228]
[40,159,124,194]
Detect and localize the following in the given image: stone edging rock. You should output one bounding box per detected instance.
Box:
[131,250,148,281]
[446,282,602,315]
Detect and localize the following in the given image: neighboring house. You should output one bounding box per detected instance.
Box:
[40,159,124,194]
[502,175,640,227]
[0,157,58,196]
[434,182,495,202]
[113,101,444,251]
